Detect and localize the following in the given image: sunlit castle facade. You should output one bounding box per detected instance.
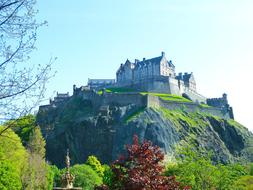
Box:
[88,52,206,103]
[115,52,205,102]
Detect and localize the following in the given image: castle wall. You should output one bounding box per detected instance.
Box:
[146,95,231,119]
[168,78,181,95]
[102,93,146,107]
[184,88,207,103]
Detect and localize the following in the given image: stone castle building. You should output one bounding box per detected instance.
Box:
[89,52,205,103]
[116,52,196,93]
[39,52,234,120]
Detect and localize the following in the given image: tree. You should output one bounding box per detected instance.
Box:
[22,126,49,189]
[4,114,36,145]
[233,175,253,189]
[0,126,28,190]
[0,0,54,135]
[0,160,22,190]
[53,164,103,190]
[165,146,248,190]
[86,155,105,177]
[97,135,189,190]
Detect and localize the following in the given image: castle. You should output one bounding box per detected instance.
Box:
[89,52,205,103]
[39,52,234,120]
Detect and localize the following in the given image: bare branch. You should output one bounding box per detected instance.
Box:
[0,1,19,11]
[0,0,25,27]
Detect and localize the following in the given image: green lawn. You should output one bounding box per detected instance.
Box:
[97,88,191,103]
[140,92,192,103]
[97,87,136,94]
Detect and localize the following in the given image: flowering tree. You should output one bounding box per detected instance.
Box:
[96,135,191,190]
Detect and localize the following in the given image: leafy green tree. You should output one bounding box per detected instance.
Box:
[165,147,248,190]
[22,127,48,190]
[46,165,55,190]
[71,164,103,190]
[5,114,36,145]
[0,126,28,190]
[102,164,114,188]
[86,155,105,177]
[233,175,253,189]
[50,165,61,188]
[27,126,46,157]
[55,164,102,190]
[0,160,22,190]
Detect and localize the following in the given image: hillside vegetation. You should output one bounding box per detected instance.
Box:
[37,94,253,167]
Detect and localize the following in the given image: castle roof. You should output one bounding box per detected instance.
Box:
[135,56,162,68]
[117,52,175,73]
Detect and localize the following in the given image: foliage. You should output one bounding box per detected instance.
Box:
[98,135,189,190]
[102,164,114,188]
[54,164,102,190]
[46,165,55,190]
[5,114,36,145]
[27,126,46,157]
[157,107,209,132]
[165,147,248,190]
[0,126,28,175]
[124,107,145,123]
[250,163,253,176]
[0,0,53,135]
[233,175,253,190]
[22,127,49,189]
[0,160,22,190]
[86,155,105,177]
[50,165,61,187]
[71,164,102,190]
[0,126,27,189]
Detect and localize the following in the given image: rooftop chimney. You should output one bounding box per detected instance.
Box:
[161,51,165,57]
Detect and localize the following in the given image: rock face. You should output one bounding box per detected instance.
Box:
[37,96,253,168]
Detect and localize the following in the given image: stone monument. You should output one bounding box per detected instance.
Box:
[53,150,82,190]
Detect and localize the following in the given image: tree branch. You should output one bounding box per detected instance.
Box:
[0,38,23,68]
[0,0,25,27]
[0,64,50,100]
[0,1,19,11]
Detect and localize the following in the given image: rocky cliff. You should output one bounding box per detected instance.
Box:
[37,95,253,168]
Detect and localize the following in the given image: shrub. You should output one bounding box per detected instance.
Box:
[97,135,190,190]
[86,155,105,177]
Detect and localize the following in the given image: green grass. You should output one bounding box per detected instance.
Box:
[124,107,146,123]
[140,92,192,103]
[200,103,211,108]
[156,107,209,131]
[98,87,136,94]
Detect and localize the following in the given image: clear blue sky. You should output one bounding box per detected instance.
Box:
[32,0,253,131]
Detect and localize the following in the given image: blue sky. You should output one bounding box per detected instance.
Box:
[33,1,253,131]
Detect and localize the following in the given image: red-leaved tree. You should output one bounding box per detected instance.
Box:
[96,135,191,190]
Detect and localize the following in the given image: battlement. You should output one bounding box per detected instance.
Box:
[207,93,234,119]
[88,79,115,89]
[39,86,234,120]
[39,52,234,120]
[49,92,70,105]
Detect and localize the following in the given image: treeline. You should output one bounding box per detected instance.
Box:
[0,115,252,190]
[0,115,53,189]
